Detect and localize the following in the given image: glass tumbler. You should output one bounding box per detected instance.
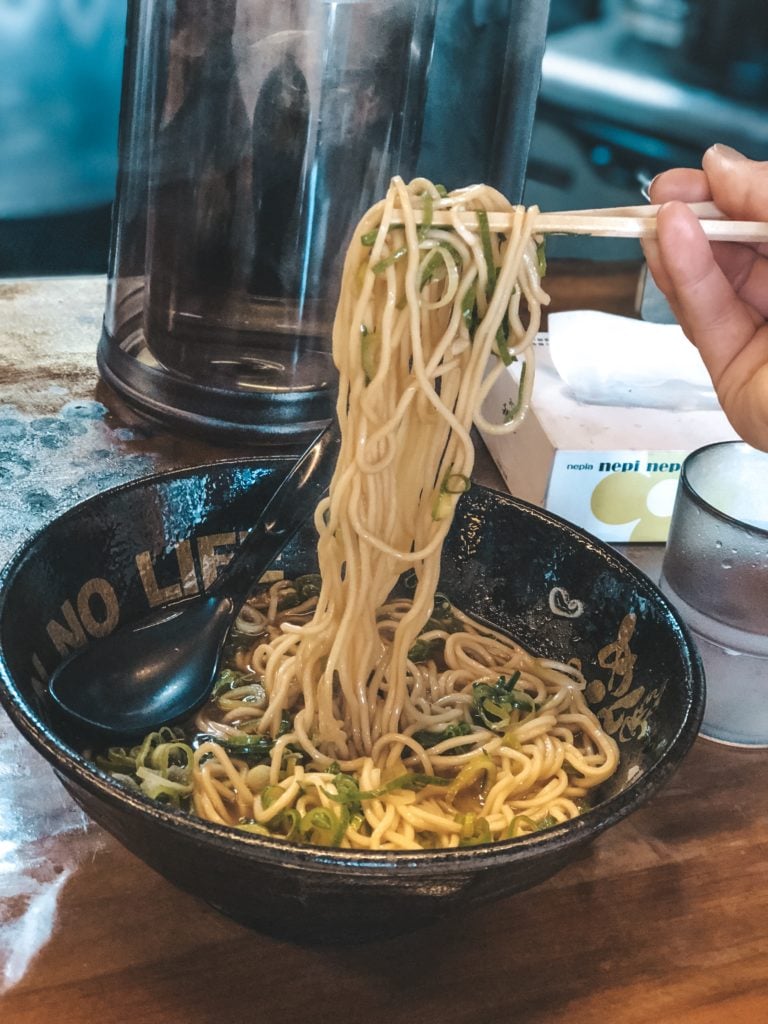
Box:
[660,441,768,746]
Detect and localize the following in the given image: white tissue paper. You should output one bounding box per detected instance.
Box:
[548,310,719,410]
[479,312,739,542]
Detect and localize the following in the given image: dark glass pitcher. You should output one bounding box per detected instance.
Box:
[99,0,549,442]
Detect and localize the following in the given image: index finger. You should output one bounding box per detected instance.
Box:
[649,167,712,205]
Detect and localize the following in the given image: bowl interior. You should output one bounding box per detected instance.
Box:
[0,457,704,841]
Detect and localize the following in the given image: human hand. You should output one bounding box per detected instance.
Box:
[641,144,768,451]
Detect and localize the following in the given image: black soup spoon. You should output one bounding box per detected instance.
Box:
[48,422,340,741]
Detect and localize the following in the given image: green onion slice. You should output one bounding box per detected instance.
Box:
[236,819,271,836]
[372,246,408,274]
[417,191,434,239]
[470,673,536,732]
[502,362,527,422]
[456,812,492,847]
[325,770,449,811]
[495,318,514,366]
[536,239,547,277]
[476,210,497,296]
[360,325,380,383]
[446,754,496,799]
[432,468,471,521]
[412,721,473,750]
[461,284,478,338]
[443,472,471,494]
[300,805,349,847]
[419,250,444,289]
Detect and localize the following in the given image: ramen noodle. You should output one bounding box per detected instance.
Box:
[97,179,620,849]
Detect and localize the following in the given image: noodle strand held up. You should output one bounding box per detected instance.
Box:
[98,179,620,849]
[276,178,547,766]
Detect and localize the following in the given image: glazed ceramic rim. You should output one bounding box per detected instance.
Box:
[0,457,705,875]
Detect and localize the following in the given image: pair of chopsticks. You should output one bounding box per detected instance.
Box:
[421,201,768,244]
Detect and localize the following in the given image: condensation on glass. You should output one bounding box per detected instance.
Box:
[660,441,768,747]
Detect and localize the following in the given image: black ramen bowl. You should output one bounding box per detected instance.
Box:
[0,458,704,943]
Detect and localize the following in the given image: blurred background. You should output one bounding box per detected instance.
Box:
[525,0,768,259]
[0,0,126,276]
[1,0,767,278]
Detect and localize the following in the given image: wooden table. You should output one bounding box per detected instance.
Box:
[1,270,766,1024]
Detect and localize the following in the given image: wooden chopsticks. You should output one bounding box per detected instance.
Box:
[533,202,768,243]
[417,201,768,244]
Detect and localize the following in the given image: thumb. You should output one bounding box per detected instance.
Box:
[654,201,760,385]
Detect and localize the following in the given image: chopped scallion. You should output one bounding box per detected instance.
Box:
[476,210,497,296]
[407,635,444,663]
[372,246,408,274]
[495,317,513,366]
[455,812,492,846]
[325,769,449,812]
[300,805,349,847]
[236,819,271,836]
[536,239,547,277]
[470,673,535,732]
[417,191,434,239]
[412,721,472,750]
[360,327,380,383]
[432,468,471,520]
[419,250,444,289]
[443,472,471,495]
[461,284,478,338]
[501,362,527,422]
[446,754,496,799]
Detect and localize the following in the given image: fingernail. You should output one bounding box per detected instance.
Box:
[708,143,747,163]
[644,174,659,200]
[645,172,667,201]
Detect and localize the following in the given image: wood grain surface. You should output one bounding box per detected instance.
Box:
[1,267,766,1024]
[5,740,768,1024]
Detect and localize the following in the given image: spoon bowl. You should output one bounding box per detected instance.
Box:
[47,422,339,740]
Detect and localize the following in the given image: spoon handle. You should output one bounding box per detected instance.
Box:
[210,420,341,606]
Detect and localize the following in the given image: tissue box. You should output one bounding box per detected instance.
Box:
[479,316,739,542]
